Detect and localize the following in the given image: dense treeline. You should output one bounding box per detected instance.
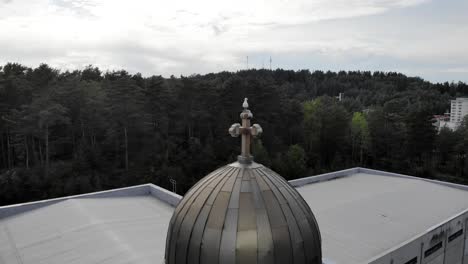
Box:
[1,63,468,205]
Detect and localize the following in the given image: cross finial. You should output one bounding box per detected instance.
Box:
[229,98,263,164]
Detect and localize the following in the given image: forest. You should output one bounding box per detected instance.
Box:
[1,62,468,206]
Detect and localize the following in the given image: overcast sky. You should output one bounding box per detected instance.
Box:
[0,0,467,83]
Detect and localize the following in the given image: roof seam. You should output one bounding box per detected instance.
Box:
[2,223,24,264]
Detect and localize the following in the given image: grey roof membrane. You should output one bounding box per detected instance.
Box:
[1,196,173,264]
[1,168,468,264]
[295,170,468,264]
[0,184,179,264]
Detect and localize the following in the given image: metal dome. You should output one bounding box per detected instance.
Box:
[165,98,322,264]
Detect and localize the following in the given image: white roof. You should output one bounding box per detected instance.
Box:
[1,168,468,264]
[292,168,468,264]
[0,184,180,264]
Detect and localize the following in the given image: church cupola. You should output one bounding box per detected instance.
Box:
[165,98,322,264]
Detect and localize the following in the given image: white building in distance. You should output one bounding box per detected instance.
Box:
[451,98,468,124]
[434,98,468,131]
[433,113,452,132]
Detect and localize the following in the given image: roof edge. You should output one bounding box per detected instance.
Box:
[147,183,182,206]
[290,167,468,191]
[289,167,360,187]
[0,184,181,219]
[358,167,468,191]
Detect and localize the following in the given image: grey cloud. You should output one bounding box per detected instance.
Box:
[145,23,173,33]
[205,16,232,36]
[0,38,206,77]
[211,24,229,36]
[93,40,241,77]
[49,0,95,17]
[175,9,199,16]
[247,22,279,28]
[0,41,67,61]
[103,41,200,64]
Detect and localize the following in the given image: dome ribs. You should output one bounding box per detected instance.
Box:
[169,166,235,264]
[235,168,258,264]
[261,167,322,259]
[256,168,306,264]
[250,170,275,264]
[199,168,239,263]
[236,193,258,263]
[165,162,322,264]
[219,207,239,264]
[167,166,228,239]
[255,172,293,264]
[257,167,321,263]
[219,168,244,264]
[166,166,229,263]
[192,167,239,264]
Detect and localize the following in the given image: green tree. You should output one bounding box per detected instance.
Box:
[367,107,406,171]
[2,64,468,205]
[303,96,349,170]
[435,127,460,172]
[350,112,370,165]
[252,139,271,167]
[104,71,148,171]
[405,108,437,175]
[144,75,172,164]
[284,144,307,179]
[454,117,468,179]
[26,96,70,177]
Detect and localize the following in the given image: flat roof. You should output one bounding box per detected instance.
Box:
[0,184,180,264]
[1,168,468,264]
[293,169,468,264]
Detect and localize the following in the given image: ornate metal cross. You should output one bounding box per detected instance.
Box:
[229,98,263,163]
